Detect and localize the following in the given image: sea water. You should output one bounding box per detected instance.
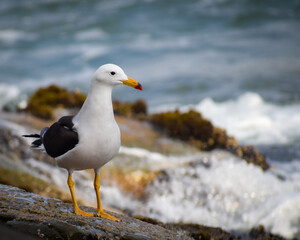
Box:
[1,0,299,105]
[0,0,300,238]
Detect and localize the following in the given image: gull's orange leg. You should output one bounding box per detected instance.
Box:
[67,172,94,217]
[94,173,120,221]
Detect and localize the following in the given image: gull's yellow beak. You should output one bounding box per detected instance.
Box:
[121,77,143,91]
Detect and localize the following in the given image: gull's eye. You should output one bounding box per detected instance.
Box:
[110,71,116,75]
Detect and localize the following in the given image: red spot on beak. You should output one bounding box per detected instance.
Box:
[135,83,143,91]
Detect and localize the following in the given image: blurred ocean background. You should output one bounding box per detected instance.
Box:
[0,0,300,238]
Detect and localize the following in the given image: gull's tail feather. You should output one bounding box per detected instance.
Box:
[22,134,40,138]
[23,127,49,148]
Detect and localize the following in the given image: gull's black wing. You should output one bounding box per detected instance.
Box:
[43,116,79,158]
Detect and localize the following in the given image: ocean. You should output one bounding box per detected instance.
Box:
[0,0,300,238]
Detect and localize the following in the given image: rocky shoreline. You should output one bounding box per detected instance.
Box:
[0,112,289,240]
[0,184,285,240]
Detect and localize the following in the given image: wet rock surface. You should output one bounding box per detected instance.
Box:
[0,184,191,240]
[0,184,287,240]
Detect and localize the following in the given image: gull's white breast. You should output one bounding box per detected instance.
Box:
[56,117,121,171]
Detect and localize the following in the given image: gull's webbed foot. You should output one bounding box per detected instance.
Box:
[73,207,94,217]
[97,210,120,222]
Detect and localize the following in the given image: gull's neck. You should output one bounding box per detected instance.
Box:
[75,82,115,124]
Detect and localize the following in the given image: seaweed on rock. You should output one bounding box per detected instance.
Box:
[24,85,86,119]
[113,99,147,117]
[24,85,147,120]
[149,110,269,170]
[150,110,213,142]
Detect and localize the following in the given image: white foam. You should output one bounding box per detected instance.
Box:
[194,92,300,144]
[0,30,24,44]
[127,33,190,51]
[0,84,20,108]
[119,146,167,163]
[95,0,136,11]
[104,146,300,238]
[74,29,107,41]
[120,149,300,238]
[31,43,109,62]
[0,29,37,44]
[153,92,300,145]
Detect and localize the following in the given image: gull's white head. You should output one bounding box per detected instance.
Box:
[92,64,142,90]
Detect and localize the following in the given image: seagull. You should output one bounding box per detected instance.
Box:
[24,64,142,221]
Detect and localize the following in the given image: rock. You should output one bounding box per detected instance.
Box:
[0,184,288,240]
[149,110,270,170]
[22,85,86,120]
[113,99,147,117]
[149,110,214,143]
[249,225,286,240]
[0,123,71,202]
[134,216,238,240]
[0,184,192,240]
[0,223,39,240]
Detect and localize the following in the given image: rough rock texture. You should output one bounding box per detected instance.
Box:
[0,184,192,240]
[0,184,286,240]
[134,216,239,240]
